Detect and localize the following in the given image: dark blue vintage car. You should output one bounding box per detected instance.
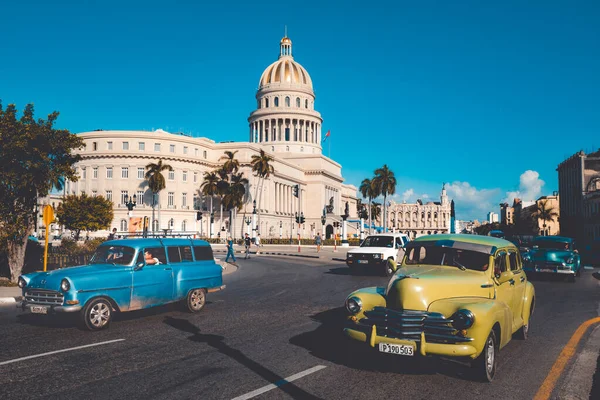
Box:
[18,238,225,330]
[522,236,581,282]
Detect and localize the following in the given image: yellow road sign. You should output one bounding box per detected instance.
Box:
[43,205,54,226]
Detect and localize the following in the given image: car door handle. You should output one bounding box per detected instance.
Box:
[164,267,172,271]
[509,279,515,285]
[520,276,525,283]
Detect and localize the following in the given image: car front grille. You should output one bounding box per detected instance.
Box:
[24,289,64,306]
[356,307,473,344]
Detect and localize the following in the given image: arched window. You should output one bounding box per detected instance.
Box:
[265,98,269,108]
[285,96,290,107]
[274,97,279,107]
[181,220,187,231]
[305,99,308,108]
[257,100,261,109]
[434,212,438,219]
[152,220,159,231]
[120,219,127,232]
[421,212,425,219]
[296,97,300,107]
[427,212,431,219]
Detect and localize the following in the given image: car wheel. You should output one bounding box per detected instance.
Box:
[383,258,395,276]
[81,298,112,331]
[187,289,206,313]
[472,330,497,382]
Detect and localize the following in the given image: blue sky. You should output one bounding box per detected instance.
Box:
[1,0,599,220]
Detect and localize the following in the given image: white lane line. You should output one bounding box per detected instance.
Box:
[0,339,125,366]
[231,365,326,400]
[584,266,594,270]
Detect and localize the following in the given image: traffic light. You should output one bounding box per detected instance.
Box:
[293,184,299,198]
[196,211,203,221]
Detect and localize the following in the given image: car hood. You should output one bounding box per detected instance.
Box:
[385,265,492,311]
[24,264,132,292]
[349,247,394,254]
[528,249,573,262]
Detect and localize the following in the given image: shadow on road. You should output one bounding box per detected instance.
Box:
[163,316,324,400]
[289,307,475,381]
[325,267,382,277]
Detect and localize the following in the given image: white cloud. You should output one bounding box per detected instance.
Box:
[446,181,501,220]
[503,170,545,203]
[402,189,414,202]
[421,194,430,199]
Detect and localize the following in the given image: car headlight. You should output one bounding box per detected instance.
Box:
[345,296,362,314]
[451,309,475,329]
[373,254,381,259]
[60,279,71,292]
[565,257,574,264]
[522,254,531,262]
[347,253,354,258]
[18,277,26,288]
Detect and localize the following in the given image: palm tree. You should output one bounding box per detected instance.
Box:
[200,171,219,215]
[251,149,274,224]
[224,172,249,238]
[534,200,559,236]
[145,160,173,232]
[359,178,377,235]
[372,165,396,232]
[220,151,240,176]
[215,167,230,235]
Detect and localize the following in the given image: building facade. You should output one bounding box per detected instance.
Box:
[534,194,560,236]
[385,185,451,238]
[62,36,358,239]
[487,212,499,224]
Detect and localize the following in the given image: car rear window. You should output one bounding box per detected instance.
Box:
[193,246,214,261]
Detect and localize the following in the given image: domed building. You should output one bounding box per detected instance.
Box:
[53,36,358,240]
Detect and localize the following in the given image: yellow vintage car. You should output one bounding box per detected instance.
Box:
[343,234,535,382]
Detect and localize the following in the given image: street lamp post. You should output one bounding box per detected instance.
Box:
[279,220,283,239]
[210,210,215,239]
[360,206,365,240]
[321,207,326,238]
[245,216,252,236]
[124,194,137,218]
[196,211,203,237]
[251,200,257,239]
[295,212,305,253]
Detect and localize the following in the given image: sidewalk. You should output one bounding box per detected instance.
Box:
[0,286,22,303]
[211,244,351,261]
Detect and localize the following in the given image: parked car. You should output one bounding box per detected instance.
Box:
[346,233,410,276]
[18,238,225,330]
[343,234,535,382]
[522,236,581,282]
[488,230,505,239]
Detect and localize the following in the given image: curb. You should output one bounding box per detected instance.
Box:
[0,296,22,304]
[556,324,600,399]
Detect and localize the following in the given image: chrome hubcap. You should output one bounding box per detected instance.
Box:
[191,290,205,309]
[90,303,110,327]
[486,337,495,373]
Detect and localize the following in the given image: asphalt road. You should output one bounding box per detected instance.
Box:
[1,256,599,400]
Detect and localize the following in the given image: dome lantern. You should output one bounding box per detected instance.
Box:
[280,36,292,58]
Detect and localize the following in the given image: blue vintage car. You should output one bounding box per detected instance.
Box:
[522,236,581,282]
[18,238,225,330]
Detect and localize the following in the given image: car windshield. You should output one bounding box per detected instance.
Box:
[90,246,136,265]
[361,236,394,248]
[534,240,570,251]
[404,245,490,271]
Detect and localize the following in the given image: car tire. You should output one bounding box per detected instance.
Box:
[383,258,395,277]
[81,298,113,331]
[187,288,206,313]
[472,330,497,382]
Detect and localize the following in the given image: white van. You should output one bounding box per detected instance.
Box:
[346,233,410,276]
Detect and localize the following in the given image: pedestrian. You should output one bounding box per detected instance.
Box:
[225,236,236,263]
[315,232,322,253]
[244,233,251,259]
[255,233,261,255]
[108,228,117,241]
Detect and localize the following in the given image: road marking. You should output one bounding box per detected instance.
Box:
[584,266,594,270]
[533,317,600,400]
[231,365,326,400]
[0,339,125,367]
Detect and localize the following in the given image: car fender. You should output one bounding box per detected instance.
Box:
[522,281,535,325]
[428,297,512,358]
[346,286,387,320]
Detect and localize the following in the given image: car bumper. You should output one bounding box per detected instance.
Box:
[19,301,82,313]
[523,266,575,275]
[207,285,226,293]
[346,259,385,267]
[343,325,478,358]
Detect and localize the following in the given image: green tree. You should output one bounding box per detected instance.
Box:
[144,160,173,232]
[0,102,84,282]
[359,178,377,234]
[534,200,559,236]
[56,194,114,240]
[372,165,396,231]
[220,150,240,176]
[250,149,274,226]
[223,172,249,238]
[200,171,219,215]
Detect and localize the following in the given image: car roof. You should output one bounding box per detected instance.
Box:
[366,233,408,237]
[413,234,516,250]
[533,236,573,243]
[102,238,211,247]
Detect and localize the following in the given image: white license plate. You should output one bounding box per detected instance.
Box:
[31,306,48,314]
[378,342,414,356]
[357,260,368,264]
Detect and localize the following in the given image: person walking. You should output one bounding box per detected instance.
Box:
[255,233,261,255]
[315,232,322,253]
[244,233,252,259]
[225,236,236,263]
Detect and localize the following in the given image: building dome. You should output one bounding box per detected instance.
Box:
[258,36,313,90]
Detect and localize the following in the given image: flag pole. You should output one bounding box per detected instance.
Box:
[329,135,331,158]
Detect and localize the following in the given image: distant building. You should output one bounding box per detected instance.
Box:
[487,212,499,224]
[499,203,514,225]
[534,194,560,236]
[557,150,600,244]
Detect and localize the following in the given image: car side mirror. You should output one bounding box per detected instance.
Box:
[134,262,145,271]
[496,271,514,284]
